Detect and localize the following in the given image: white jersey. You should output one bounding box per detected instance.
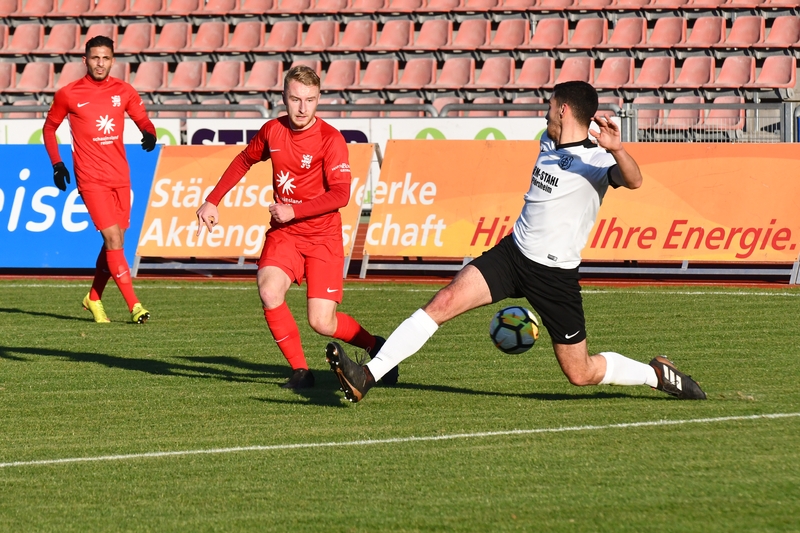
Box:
[512,132,617,269]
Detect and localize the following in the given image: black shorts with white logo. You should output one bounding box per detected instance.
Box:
[470,234,586,345]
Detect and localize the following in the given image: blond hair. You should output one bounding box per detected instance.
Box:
[283,65,321,92]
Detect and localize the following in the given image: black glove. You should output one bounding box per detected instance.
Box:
[141,131,157,152]
[53,162,70,191]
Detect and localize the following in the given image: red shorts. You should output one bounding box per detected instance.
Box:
[258,229,344,303]
[80,186,131,231]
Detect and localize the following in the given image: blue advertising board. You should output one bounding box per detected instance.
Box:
[0,145,159,268]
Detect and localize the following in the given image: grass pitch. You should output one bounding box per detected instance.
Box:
[1,279,799,532]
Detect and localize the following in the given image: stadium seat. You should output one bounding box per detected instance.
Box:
[464,56,515,90]
[663,56,714,91]
[377,0,424,14]
[752,16,800,57]
[222,21,264,54]
[131,61,169,92]
[270,0,311,14]
[529,0,575,12]
[198,0,236,15]
[330,19,376,52]
[425,57,475,91]
[3,23,44,56]
[307,0,348,13]
[701,95,744,137]
[0,0,19,18]
[673,17,725,56]
[148,21,192,55]
[365,19,413,52]
[596,17,646,53]
[559,18,608,52]
[704,56,755,90]
[357,58,398,91]
[641,0,688,9]
[322,58,360,91]
[507,96,545,117]
[712,15,764,51]
[392,57,437,91]
[572,0,614,10]
[160,61,206,93]
[290,58,322,76]
[454,0,499,12]
[194,98,229,118]
[632,95,664,131]
[83,23,119,46]
[55,0,93,16]
[478,19,530,52]
[623,55,675,92]
[553,57,594,86]
[36,23,81,56]
[199,60,245,92]
[184,21,229,55]
[386,96,424,117]
[316,97,345,118]
[661,95,704,130]
[440,18,490,52]
[86,0,126,17]
[121,0,166,18]
[294,20,338,53]
[256,20,302,53]
[110,61,130,82]
[14,0,54,18]
[466,96,504,117]
[54,61,87,90]
[593,56,635,90]
[520,18,567,52]
[237,59,283,94]
[420,0,462,13]
[0,61,15,92]
[612,0,652,9]
[597,95,623,113]
[229,0,276,14]
[157,0,200,17]
[507,56,555,92]
[744,55,796,90]
[116,23,156,56]
[340,0,387,13]
[684,0,724,7]
[6,99,43,118]
[4,61,53,93]
[350,97,384,117]
[232,97,270,117]
[488,0,537,12]
[159,97,191,118]
[635,16,686,54]
[433,96,464,117]
[403,19,452,53]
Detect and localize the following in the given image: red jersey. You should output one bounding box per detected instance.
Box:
[43,74,155,192]
[207,115,351,238]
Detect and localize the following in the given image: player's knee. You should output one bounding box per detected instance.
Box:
[563,368,595,387]
[308,316,335,336]
[259,290,283,309]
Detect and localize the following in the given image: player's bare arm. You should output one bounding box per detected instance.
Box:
[196,201,219,235]
[593,115,643,190]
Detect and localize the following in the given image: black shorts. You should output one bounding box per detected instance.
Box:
[470,234,586,345]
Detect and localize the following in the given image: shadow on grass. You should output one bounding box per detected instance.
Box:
[386,382,646,401]
[0,307,85,322]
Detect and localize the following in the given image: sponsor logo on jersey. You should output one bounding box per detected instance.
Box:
[558,155,574,170]
[276,170,295,195]
[96,115,115,134]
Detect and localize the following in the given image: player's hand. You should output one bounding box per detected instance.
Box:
[269,203,295,224]
[592,114,622,152]
[141,131,157,152]
[196,201,219,236]
[53,162,71,191]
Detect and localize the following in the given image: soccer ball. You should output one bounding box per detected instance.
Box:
[489,306,539,354]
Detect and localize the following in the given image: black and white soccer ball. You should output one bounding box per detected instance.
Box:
[489,306,539,354]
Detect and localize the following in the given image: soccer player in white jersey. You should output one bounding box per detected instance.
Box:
[326,81,706,402]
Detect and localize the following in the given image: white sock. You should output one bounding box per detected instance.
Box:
[599,351,658,387]
[367,309,439,381]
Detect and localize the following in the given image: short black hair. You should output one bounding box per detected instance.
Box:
[552,81,598,127]
[85,35,115,57]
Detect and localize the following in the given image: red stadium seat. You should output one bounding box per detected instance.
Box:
[392,57,437,91]
[673,16,725,55]
[157,0,200,17]
[560,18,607,51]
[530,0,575,12]
[440,18,490,52]
[229,0,276,14]
[5,61,53,93]
[623,56,675,91]
[237,59,283,93]
[596,17,646,52]
[121,0,165,18]
[256,20,302,53]
[341,0,387,13]
[387,96,425,117]
[421,0,462,12]
[378,0,424,13]
[574,0,615,9]
[294,20,338,53]
[83,23,119,46]
[6,99,44,118]
[3,23,44,55]
[467,96,504,117]
[88,0,127,17]
[713,15,764,50]
[521,18,567,52]
[194,98,228,118]
[635,16,686,54]
[433,96,464,117]
[0,0,20,17]
[322,58,360,91]
[222,21,264,54]
[350,96,384,117]
[663,56,714,90]
[508,96,545,117]
[110,61,130,82]
[744,55,796,90]
[685,0,724,7]
[36,23,81,56]
[199,0,236,15]
[159,97,191,118]
[633,96,664,131]
[116,23,156,55]
[598,95,623,113]
[489,0,537,12]
[479,19,530,52]
[642,0,688,8]
[160,61,206,93]
[270,0,311,14]
[704,56,755,90]
[307,0,347,12]
[330,20,376,52]
[454,0,499,11]
[131,61,168,92]
[232,98,270,118]
[199,60,245,92]
[593,57,635,90]
[507,56,555,91]
[702,95,744,134]
[365,19,413,52]
[752,16,800,56]
[15,0,55,17]
[464,56,515,90]
[316,97,345,118]
[184,21,228,55]
[662,95,704,130]
[54,61,86,90]
[612,0,652,9]
[55,0,93,16]
[403,19,452,52]
[357,58,398,90]
[553,57,594,86]
[425,57,475,91]
[289,58,322,76]
[0,61,15,91]
[148,22,192,55]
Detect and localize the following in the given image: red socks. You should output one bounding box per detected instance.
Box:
[89,247,111,301]
[105,248,139,312]
[264,302,307,370]
[334,312,375,351]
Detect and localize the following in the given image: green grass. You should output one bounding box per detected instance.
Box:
[1,279,799,532]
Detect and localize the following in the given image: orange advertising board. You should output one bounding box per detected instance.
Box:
[366,141,800,263]
[136,143,375,260]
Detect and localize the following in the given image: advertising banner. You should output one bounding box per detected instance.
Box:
[366,141,800,263]
[136,143,375,261]
[0,145,160,268]
[0,118,182,146]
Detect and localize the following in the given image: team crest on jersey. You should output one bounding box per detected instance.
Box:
[300,154,313,169]
[558,155,574,170]
[112,95,121,107]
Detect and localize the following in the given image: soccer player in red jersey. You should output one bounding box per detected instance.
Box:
[43,36,157,324]
[196,66,397,389]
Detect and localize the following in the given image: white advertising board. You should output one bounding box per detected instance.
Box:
[0,118,182,146]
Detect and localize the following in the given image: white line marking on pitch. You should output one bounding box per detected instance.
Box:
[1,412,797,469]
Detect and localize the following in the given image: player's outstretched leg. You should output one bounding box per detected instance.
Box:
[131,303,150,324]
[326,342,375,403]
[649,356,706,400]
[82,293,110,323]
[368,336,399,386]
